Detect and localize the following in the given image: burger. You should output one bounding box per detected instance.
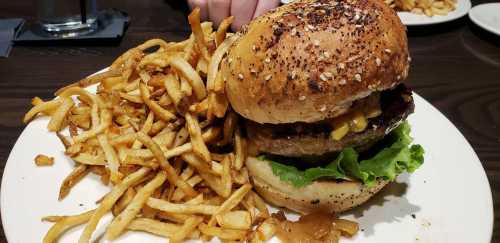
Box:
[221,0,425,214]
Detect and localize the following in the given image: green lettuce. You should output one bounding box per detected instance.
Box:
[262,121,424,188]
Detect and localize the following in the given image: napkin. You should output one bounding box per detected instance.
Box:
[0,18,24,57]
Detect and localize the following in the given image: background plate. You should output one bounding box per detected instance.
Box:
[468,3,500,36]
[1,91,493,243]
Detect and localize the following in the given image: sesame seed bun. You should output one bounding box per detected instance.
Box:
[223,0,410,124]
[246,156,389,214]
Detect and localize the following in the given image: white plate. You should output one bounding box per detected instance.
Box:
[397,0,471,26]
[1,85,493,243]
[280,0,471,26]
[469,3,500,36]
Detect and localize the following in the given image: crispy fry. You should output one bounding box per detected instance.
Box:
[185,113,211,162]
[198,223,248,240]
[23,99,64,123]
[47,98,74,131]
[98,134,124,184]
[139,82,176,121]
[78,167,150,243]
[188,8,210,61]
[127,218,199,239]
[59,164,90,200]
[209,184,252,226]
[112,187,136,216]
[136,132,197,197]
[34,154,54,166]
[43,209,96,243]
[215,210,251,230]
[170,56,207,100]
[215,16,235,47]
[106,170,167,240]
[147,198,219,215]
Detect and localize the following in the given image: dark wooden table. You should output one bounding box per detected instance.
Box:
[1,0,499,242]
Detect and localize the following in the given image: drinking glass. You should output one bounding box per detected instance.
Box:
[37,0,98,36]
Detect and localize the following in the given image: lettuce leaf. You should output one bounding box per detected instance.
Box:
[263,121,424,188]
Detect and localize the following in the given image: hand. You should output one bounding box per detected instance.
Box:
[187,0,281,31]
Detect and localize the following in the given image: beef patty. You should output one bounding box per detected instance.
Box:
[246,84,414,157]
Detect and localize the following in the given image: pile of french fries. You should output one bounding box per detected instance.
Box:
[24,8,281,243]
[385,0,457,16]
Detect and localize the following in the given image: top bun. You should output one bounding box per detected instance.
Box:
[223,0,410,124]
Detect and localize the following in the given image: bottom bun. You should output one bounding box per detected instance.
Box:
[246,157,389,214]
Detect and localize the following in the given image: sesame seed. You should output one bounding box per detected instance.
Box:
[307,24,315,30]
[250,68,257,74]
[238,73,244,80]
[376,58,381,66]
[264,58,271,63]
[354,73,362,82]
[320,73,328,81]
[324,51,330,58]
[265,74,272,81]
[290,70,297,79]
[252,45,256,51]
[354,14,360,21]
[338,63,346,69]
[299,95,306,101]
[397,75,401,80]
[385,49,392,53]
[407,56,412,62]
[291,28,297,36]
[355,24,363,28]
[228,58,233,64]
[313,39,320,46]
[319,105,327,112]
[339,79,347,85]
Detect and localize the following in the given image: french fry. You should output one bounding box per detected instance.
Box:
[98,134,124,184]
[105,170,168,240]
[127,218,200,239]
[147,198,219,215]
[59,164,90,200]
[169,56,207,99]
[139,82,176,121]
[171,216,204,243]
[209,184,252,226]
[215,16,235,47]
[23,99,64,123]
[198,223,248,240]
[234,128,247,170]
[221,155,232,197]
[188,8,210,61]
[136,132,197,197]
[72,153,106,165]
[43,209,96,243]
[216,211,252,230]
[163,73,183,107]
[112,187,136,216]
[34,154,54,166]
[185,113,211,162]
[218,111,238,146]
[47,98,74,131]
[78,167,150,243]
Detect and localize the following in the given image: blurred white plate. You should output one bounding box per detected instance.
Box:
[469,3,500,36]
[1,73,493,243]
[281,0,471,26]
[397,0,471,25]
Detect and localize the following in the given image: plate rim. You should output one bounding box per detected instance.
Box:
[468,3,500,36]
